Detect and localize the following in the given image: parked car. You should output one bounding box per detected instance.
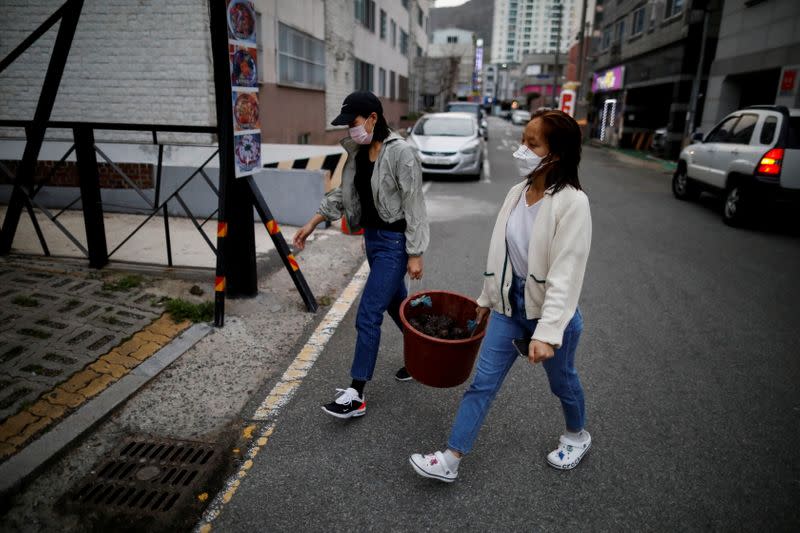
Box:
[445,101,488,140]
[407,112,484,180]
[511,109,532,125]
[673,105,800,226]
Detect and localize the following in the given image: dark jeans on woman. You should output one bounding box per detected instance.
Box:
[447,274,586,454]
[350,228,408,381]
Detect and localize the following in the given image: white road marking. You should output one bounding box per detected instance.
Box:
[195,260,371,532]
[482,147,491,183]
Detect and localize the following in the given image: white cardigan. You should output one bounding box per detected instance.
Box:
[476,181,592,348]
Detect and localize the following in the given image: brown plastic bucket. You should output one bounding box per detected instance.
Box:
[399,291,487,388]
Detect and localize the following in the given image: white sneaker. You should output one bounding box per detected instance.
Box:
[547,431,591,470]
[409,451,458,483]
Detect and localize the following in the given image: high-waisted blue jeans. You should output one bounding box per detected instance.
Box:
[350,228,408,381]
[447,274,586,455]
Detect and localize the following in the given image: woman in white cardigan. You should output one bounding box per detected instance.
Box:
[410,110,592,482]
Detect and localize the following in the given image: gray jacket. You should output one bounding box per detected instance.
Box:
[317,131,430,256]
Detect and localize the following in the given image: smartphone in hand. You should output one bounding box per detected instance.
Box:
[512,338,530,358]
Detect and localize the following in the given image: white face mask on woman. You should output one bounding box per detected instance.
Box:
[512,144,547,177]
[349,119,374,145]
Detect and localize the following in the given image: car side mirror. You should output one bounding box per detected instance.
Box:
[691,132,704,143]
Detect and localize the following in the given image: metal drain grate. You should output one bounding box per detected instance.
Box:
[68,436,220,516]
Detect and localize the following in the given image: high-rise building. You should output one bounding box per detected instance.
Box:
[490,0,582,65]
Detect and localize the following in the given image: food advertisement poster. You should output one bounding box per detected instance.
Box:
[226,0,261,177]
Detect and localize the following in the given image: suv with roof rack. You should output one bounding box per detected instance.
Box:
[673,105,800,226]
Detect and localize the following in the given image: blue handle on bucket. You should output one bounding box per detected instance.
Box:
[410,294,433,308]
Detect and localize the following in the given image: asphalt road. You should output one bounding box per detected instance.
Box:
[213,117,800,531]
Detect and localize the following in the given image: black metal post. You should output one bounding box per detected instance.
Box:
[73,127,108,268]
[0,0,84,255]
[209,0,258,326]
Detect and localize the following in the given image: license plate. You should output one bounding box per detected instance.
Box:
[428,157,450,165]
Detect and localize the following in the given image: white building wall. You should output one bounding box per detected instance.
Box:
[255,0,326,85]
[0,0,215,143]
[430,28,475,97]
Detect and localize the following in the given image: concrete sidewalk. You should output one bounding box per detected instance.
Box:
[0,208,365,530]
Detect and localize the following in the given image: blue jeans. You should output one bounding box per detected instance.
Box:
[350,228,408,381]
[447,275,585,455]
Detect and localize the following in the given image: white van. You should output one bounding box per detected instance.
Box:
[673,105,800,226]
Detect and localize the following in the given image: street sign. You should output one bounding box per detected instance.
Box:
[560,89,576,117]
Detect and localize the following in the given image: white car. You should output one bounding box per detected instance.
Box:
[674,105,800,226]
[511,110,532,125]
[407,112,484,180]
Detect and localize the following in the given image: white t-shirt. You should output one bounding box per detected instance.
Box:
[506,187,542,278]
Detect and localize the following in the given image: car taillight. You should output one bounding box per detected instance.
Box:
[757,148,783,175]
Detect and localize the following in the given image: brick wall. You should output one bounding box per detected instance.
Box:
[0,0,216,144]
[0,160,154,189]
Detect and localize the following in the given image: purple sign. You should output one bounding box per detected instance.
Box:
[592,66,625,93]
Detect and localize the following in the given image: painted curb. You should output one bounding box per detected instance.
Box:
[0,322,211,495]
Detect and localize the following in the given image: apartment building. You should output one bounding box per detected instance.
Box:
[324,0,430,142]
[490,0,583,65]
[588,0,722,158]
[430,28,478,99]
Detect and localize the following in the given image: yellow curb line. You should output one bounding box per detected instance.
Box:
[194,260,370,532]
[0,314,190,459]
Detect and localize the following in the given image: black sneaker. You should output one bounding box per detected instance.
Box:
[321,388,366,419]
[395,366,413,382]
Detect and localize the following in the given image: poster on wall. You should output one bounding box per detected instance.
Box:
[226,0,260,177]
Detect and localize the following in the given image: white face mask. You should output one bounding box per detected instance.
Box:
[349,120,374,145]
[512,144,546,178]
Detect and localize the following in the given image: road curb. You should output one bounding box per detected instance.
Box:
[0,322,211,495]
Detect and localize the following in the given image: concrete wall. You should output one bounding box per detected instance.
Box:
[0,0,215,144]
[701,0,800,132]
[0,167,327,227]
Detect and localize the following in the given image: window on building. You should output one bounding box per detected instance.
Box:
[665,0,684,18]
[416,45,422,57]
[354,58,374,91]
[380,10,387,39]
[602,26,611,49]
[378,67,387,97]
[402,0,409,10]
[355,0,375,32]
[398,75,409,102]
[390,70,396,99]
[631,7,645,36]
[297,132,310,144]
[278,23,325,89]
[417,5,423,26]
[447,35,458,43]
[391,19,397,48]
[400,30,409,56]
[614,19,625,43]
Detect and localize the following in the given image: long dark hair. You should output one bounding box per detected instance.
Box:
[372,113,391,143]
[529,109,582,194]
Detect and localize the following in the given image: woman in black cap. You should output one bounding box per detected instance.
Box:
[293,91,430,419]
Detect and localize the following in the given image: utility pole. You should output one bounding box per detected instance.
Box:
[576,0,589,104]
[550,2,563,108]
[684,5,710,145]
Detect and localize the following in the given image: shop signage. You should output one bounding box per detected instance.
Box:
[592,66,625,93]
[780,69,797,96]
[227,0,261,177]
[560,89,576,117]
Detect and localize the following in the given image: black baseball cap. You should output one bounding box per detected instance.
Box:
[331,91,383,126]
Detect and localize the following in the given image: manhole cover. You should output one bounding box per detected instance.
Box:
[67,436,221,517]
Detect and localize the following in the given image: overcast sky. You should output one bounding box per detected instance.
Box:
[434,0,470,7]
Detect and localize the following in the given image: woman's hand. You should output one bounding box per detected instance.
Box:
[528,339,555,365]
[407,255,423,280]
[292,214,325,251]
[475,306,490,328]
